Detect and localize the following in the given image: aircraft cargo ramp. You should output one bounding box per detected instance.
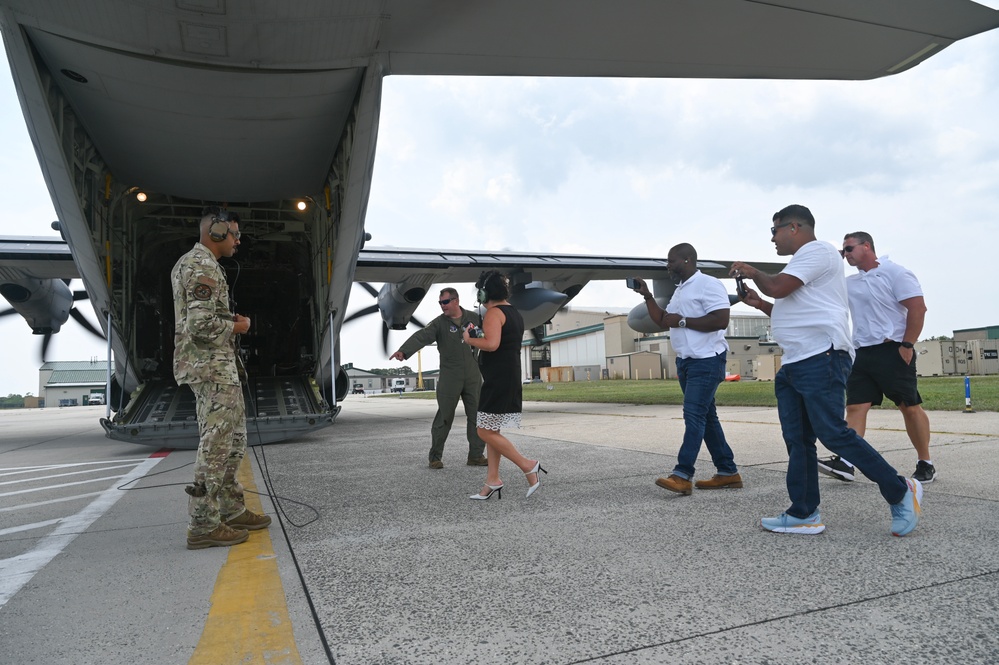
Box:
[99,376,335,449]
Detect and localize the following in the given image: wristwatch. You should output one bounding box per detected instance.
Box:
[678,318,687,328]
[900,341,914,349]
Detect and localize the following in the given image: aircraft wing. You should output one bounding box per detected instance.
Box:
[354,246,783,284]
[351,246,783,337]
[0,236,79,281]
[0,237,782,296]
[383,2,999,79]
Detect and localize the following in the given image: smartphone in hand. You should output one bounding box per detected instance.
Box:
[626,277,640,290]
[735,275,748,299]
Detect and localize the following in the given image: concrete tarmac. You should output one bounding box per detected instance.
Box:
[1,397,997,664]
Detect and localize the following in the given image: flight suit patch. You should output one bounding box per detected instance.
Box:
[193,284,213,301]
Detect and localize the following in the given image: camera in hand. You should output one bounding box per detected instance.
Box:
[465,322,484,338]
[626,277,640,290]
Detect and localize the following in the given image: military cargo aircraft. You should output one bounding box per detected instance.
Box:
[1,1,996,448]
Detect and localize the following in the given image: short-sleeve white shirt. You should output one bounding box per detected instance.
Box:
[771,240,854,364]
[664,270,730,359]
[846,257,923,348]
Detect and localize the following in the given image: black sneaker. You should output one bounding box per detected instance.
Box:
[912,460,936,484]
[817,455,855,482]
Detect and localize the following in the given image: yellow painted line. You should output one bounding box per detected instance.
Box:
[189,458,302,665]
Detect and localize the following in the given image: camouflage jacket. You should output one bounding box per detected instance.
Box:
[397,308,482,378]
[171,242,240,386]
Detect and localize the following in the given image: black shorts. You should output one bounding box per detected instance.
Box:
[846,342,922,407]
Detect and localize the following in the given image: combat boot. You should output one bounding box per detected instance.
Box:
[187,523,249,550]
[225,509,272,531]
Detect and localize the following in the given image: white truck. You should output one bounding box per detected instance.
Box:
[87,394,105,405]
[389,378,407,394]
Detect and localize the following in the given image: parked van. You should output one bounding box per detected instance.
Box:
[88,394,105,405]
[390,378,407,394]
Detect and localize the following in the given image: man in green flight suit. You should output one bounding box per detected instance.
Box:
[172,207,272,550]
[391,288,487,469]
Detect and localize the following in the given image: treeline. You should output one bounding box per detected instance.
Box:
[366,367,415,376]
[0,394,27,408]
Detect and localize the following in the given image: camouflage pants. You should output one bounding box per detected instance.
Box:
[188,381,247,536]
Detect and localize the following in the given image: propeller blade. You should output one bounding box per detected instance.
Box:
[343,303,379,324]
[381,324,390,355]
[72,290,90,302]
[41,332,52,362]
[358,282,379,298]
[69,307,106,339]
[409,315,426,328]
[0,307,18,319]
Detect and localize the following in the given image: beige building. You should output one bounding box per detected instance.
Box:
[534,307,780,382]
[38,360,109,407]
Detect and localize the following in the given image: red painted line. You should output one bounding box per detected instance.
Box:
[149,448,173,458]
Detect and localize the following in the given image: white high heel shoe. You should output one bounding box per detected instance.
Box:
[469,484,503,500]
[525,461,547,498]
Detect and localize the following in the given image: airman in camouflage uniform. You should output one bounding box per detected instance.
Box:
[172,208,271,550]
[390,288,487,468]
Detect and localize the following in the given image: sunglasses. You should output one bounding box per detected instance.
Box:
[770,222,794,235]
[840,244,857,257]
[438,298,455,306]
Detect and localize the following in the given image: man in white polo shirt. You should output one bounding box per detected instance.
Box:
[631,242,742,496]
[817,231,934,484]
[731,205,922,537]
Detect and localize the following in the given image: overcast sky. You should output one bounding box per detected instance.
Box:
[2,22,998,396]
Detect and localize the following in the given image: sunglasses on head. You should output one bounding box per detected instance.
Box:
[438,298,455,306]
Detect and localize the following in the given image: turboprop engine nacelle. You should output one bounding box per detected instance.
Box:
[378,275,437,329]
[508,282,573,330]
[0,277,73,334]
[626,279,679,333]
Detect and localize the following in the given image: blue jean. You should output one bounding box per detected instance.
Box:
[775,349,907,518]
[673,353,738,480]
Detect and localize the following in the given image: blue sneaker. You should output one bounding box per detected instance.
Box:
[761,510,825,534]
[890,478,923,537]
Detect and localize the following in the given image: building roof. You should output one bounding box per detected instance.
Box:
[345,368,381,378]
[40,360,109,372]
[607,351,661,359]
[45,369,107,386]
[544,323,605,342]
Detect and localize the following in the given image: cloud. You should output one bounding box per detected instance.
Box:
[4,28,999,391]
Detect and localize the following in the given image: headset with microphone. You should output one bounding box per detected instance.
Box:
[205,206,234,242]
[475,270,495,303]
[475,270,511,303]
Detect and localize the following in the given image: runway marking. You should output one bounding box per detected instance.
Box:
[189,458,302,665]
[0,491,104,513]
[0,456,163,607]
[0,518,62,536]
[0,474,131,497]
[0,458,152,475]
[0,462,143,486]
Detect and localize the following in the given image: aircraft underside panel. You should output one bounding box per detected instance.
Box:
[100,377,335,450]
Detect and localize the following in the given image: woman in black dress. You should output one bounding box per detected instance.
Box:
[462,270,546,499]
